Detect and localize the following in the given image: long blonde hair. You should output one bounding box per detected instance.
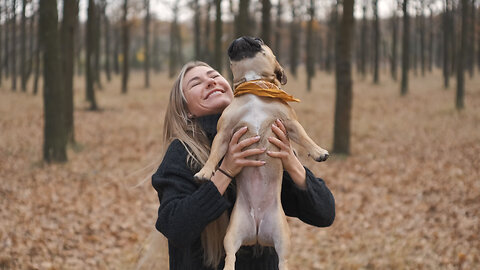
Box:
[163,61,230,268]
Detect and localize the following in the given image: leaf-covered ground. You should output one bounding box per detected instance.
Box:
[1,70,479,269]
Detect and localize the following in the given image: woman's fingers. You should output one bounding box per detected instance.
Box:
[237,159,266,167]
[272,122,288,142]
[275,119,288,135]
[268,136,286,150]
[239,148,266,158]
[236,135,260,150]
[230,126,248,146]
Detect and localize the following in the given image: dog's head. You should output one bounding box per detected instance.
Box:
[228,36,287,88]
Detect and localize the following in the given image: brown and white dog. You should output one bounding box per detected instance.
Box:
[195,36,329,270]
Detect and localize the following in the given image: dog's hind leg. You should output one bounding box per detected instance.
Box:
[284,119,329,162]
[223,200,257,270]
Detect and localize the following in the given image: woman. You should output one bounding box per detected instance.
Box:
[152,61,335,270]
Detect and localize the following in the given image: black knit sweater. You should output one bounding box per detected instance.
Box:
[152,114,335,270]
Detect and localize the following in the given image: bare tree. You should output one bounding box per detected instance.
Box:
[401,0,409,96]
[391,1,399,80]
[122,0,129,93]
[359,0,367,77]
[373,0,380,83]
[0,3,3,86]
[61,0,79,144]
[4,0,9,79]
[20,0,26,91]
[261,0,272,45]
[289,0,299,77]
[305,0,315,91]
[214,0,222,72]
[11,0,16,91]
[333,0,355,155]
[192,0,201,59]
[457,0,467,109]
[40,0,67,162]
[144,0,150,88]
[274,0,282,62]
[443,0,451,88]
[86,0,98,109]
[236,0,251,37]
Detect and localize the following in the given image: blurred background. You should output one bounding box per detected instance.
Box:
[0,0,479,269]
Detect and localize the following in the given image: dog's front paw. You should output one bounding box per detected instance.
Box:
[309,148,329,162]
[194,167,215,182]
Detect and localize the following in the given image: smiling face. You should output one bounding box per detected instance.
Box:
[182,65,234,117]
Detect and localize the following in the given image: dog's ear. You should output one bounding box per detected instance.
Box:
[275,66,287,85]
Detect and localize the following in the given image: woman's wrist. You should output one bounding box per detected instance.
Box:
[210,168,233,195]
[285,157,307,189]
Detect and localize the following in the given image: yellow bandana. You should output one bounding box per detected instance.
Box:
[234,80,301,103]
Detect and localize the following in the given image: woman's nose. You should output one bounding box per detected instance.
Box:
[207,77,216,87]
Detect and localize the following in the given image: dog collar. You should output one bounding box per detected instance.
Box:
[234,80,301,103]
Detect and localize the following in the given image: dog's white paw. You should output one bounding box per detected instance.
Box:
[194,167,215,181]
[309,148,329,162]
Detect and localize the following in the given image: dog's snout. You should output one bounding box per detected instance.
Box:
[228,36,263,61]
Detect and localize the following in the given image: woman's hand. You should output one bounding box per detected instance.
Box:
[267,119,307,189]
[219,126,266,177]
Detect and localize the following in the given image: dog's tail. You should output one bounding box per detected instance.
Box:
[135,230,169,270]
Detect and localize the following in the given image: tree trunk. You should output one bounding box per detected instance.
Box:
[261,0,272,45]
[61,0,78,145]
[122,0,129,93]
[333,0,354,155]
[113,26,120,75]
[4,0,9,79]
[204,1,212,63]
[289,0,299,77]
[420,0,425,76]
[214,0,222,72]
[467,0,475,77]
[236,0,251,37]
[373,0,380,84]
[20,0,26,91]
[0,4,3,86]
[443,0,451,88]
[169,4,181,78]
[359,1,367,77]
[274,1,282,63]
[457,0,467,109]
[40,0,67,162]
[192,0,201,60]
[144,0,150,88]
[11,0,17,91]
[391,6,398,81]
[94,3,102,90]
[428,4,434,72]
[33,9,40,95]
[401,0,409,96]
[305,0,315,91]
[86,0,98,109]
[102,0,111,82]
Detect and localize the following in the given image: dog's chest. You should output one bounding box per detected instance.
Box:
[231,94,287,134]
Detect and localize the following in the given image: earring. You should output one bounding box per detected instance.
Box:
[187,113,195,119]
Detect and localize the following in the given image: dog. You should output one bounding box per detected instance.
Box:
[194,36,329,270]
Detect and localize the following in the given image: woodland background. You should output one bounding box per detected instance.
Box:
[1,0,479,269]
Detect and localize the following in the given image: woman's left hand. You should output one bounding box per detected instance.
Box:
[266,119,296,170]
[267,119,306,188]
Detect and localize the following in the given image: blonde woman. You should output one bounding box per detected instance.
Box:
[152,61,335,270]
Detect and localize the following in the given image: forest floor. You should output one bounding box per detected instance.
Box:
[1,69,479,270]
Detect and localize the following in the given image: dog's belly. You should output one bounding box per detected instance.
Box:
[228,95,288,246]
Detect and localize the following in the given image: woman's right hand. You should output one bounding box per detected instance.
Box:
[219,126,266,177]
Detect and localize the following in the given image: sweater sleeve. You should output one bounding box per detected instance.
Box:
[152,140,231,248]
[281,166,335,227]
